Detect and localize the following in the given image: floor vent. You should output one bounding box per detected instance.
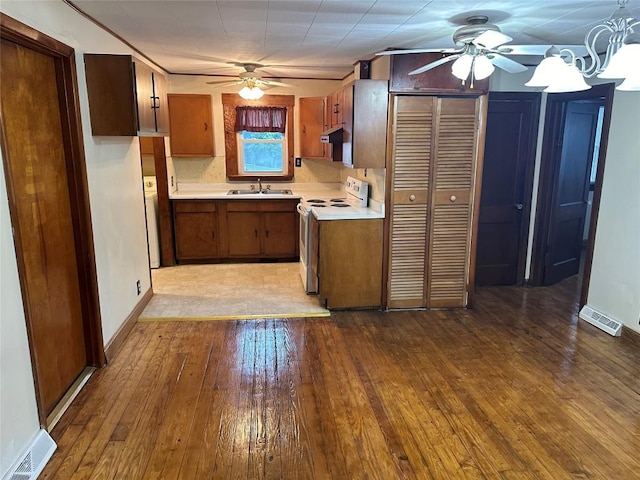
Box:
[579,305,622,337]
[5,430,56,480]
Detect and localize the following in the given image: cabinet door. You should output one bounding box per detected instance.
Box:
[175,212,218,259]
[427,96,485,308]
[299,97,326,159]
[134,61,156,133]
[152,71,170,134]
[263,211,297,257]
[227,211,261,256]
[387,96,435,308]
[168,94,214,156]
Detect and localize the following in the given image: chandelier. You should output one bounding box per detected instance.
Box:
[526,0,640,92]
[238,78,264,100]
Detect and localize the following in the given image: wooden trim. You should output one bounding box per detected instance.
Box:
[221,94,295,181]
[530,84,614,292]
[381,94,396,309]
[152,137,176,266]
[466,94,488,308]
[103,287,153,363]
[0,14,105,425]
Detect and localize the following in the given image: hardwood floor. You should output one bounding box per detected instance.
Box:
[42,277,640,479]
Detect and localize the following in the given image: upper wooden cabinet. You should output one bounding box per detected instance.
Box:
[341,79,389,169]
[83,54,169,136]
[167,94,214,157]
[390,53,489,95]
[299,96,329,160]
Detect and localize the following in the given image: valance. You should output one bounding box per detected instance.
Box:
[234,106,287,133]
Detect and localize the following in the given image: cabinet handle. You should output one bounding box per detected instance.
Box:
[409,194,416,202]
[302,125,306,134]
[265,230,269,238]
[450,195,457,202]
[515,203,523,210]
[204,122,208,131]
[212,230,215,239]
[255,229,258,238]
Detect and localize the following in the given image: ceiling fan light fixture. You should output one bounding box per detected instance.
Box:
[473,55,495,80]
[616,72,640,91]
[238,85,264,100]
[451,54,474,80]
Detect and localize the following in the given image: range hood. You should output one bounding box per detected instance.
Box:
[320,125,343,143]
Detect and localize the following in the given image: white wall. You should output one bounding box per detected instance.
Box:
[0,2,154,474]
[0,154,40,478]
[490,69,640,332]
[587,91,640,333]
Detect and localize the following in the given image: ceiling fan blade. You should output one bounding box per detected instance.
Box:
[496,45,553,55]
[376,47,460,56]
[408,54,461,75]
[260,79,294,88]
[473,30,512,50]
[488,54,528,74]
[206,80,242,87]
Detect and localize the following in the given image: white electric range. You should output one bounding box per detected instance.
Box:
[297,176,369,293]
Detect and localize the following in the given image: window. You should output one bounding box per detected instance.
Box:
[237,130,287,174]
[221,93,295,181]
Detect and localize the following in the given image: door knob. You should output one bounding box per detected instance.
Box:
[409,194,416,201]
[515,203,523,210]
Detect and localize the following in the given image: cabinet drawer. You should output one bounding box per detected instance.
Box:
[174,201,216,213]
[226,200,296,212]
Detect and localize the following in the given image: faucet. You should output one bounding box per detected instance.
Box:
[257,177,263,193]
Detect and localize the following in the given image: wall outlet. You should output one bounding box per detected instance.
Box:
[136,280,141,295]
[171,175,174,187]
[295,157,302,167]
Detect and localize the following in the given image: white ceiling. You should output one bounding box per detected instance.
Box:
[70,0,640,80]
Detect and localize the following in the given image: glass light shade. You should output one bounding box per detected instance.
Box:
[617,72,640,91]
[238,86,264,100]
[451,54,473,80]
[544,64,592,93]
[525,55,569,87]
[598,43,640,79]
[473,55,495,80]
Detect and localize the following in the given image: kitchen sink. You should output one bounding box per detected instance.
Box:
[227,189,292,195]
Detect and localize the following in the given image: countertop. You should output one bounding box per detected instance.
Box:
[169,182,385,220]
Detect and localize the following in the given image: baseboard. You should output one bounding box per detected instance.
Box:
[622,325,640,340]
[104,287,153,363]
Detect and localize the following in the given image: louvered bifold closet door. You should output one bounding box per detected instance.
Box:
[387,96,435,308]
[427,97,482,308]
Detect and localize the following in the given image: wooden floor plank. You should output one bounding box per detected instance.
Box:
[40,276,640,480]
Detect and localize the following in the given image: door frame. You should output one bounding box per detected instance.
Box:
[0,14,105,425]
[529,83,615,306]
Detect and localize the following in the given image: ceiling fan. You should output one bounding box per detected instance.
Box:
[377,15,549,82]
[206,63,294,89]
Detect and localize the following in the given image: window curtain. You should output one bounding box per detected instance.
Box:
[234,106,287,133]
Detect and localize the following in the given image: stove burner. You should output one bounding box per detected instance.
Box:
[307,199,326,203]
[330,198,346,203]
[309,203,326,207]
[331,203,350,207]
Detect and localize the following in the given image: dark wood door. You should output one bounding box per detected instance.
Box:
[545,100,602,285]
[263,211,297,257]
[476,93,540,286]
[1,39,87,414]
[299,97,326,159]
[227,211,261,256]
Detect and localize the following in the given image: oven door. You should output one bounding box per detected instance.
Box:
[296,203,314,293]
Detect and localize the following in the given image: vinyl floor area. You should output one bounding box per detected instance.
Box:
[140,263,329,320]
[42,277,640,479]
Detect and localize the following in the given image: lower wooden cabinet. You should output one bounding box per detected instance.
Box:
[173,199,298,262]
[174,201,218,261]
[314,217,383,309]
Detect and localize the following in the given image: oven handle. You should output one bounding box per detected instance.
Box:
[296,203,308,216]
